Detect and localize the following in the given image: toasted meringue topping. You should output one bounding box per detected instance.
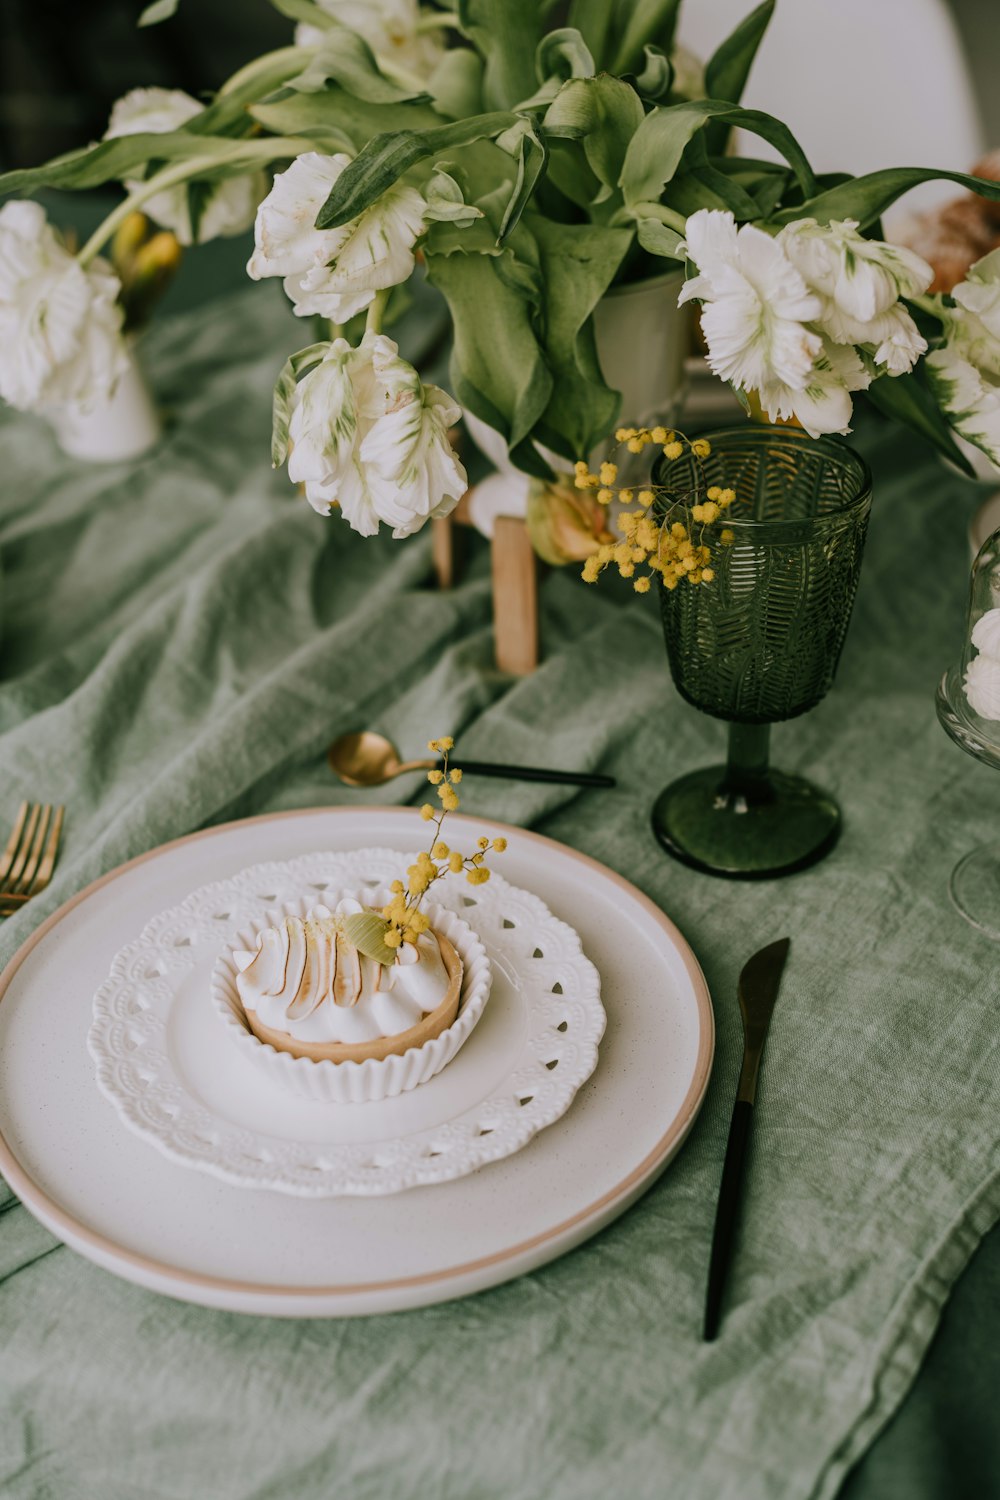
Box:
[233,901,453,1044]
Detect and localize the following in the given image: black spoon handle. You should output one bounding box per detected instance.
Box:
[703,1099,753,1342]
[456,760,616,789]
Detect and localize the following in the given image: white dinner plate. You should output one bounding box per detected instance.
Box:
[0,808,714,1317]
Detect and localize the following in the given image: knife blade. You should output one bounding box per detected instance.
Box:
[703,936,791,1342]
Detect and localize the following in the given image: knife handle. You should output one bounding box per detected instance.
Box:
[458,760,616,788]
[703,1099,754,1342]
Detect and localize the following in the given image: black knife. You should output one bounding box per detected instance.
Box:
[703,936,791,1342]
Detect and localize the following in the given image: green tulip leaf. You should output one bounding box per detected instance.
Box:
[495,118,547,241]
[427,48,486,121]
[457,0,546,110]
[425,241,553,465]
[527,214,633,457]
[620,98,817,208]
[626,46,674,103]
[543,76,644,200]
[535,28,596,87]
[313,111,518,228]
[0,131,262,196]
[772,166,1000,229]
[864,368,976,478]
[610,0,683,77]
[281,28,431,104]
[250,91,438,152]
[567,0,615,71]
[702,1,775,152]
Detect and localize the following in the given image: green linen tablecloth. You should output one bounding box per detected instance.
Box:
[1,283,998,1500]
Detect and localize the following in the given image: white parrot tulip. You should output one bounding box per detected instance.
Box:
[105,88,263,245]
[0,200,128,414]
[247,152,427,322]
[285,332,466,537]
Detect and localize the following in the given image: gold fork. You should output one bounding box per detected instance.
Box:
[0,802,65,916]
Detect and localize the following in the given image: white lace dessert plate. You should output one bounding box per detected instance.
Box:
[87,859,601,1194]
[0,807,713,1318]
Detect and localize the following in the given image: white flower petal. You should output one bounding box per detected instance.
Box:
[927,346,1000,467]
[293,0,446,78]
[106,87,259,245]
[0,201,127,413]
[781,217,932,323]
[281,330,464,538]
[248,153,352,280]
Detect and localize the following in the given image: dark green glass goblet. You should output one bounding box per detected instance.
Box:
[652,426,872,878]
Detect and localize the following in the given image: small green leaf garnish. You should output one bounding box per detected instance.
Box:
[342,911,396,968]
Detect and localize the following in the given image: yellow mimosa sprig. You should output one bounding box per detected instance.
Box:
[378,737,507,950]
[574,429,737,593]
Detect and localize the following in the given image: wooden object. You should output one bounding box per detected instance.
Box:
[434,492,540,675]
[491,515,540,675]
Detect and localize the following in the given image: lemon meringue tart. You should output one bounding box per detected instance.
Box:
[232,898,463,1065]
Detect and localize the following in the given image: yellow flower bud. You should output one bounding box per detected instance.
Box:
[597,487,614,505]
[627,438,644,453]
[618,489,634,504]
[420,804,435,821]
[599,462,617,485]
[450,768,463,783]
[691,439,711,458]
[466,867,491,886]
[638,489,655,506]
[664,441,684,460]
[701,567,715,582]
[492,837,507,852]
[448,850,464,873]
[427,769,444,784]
[384,928,403,948]
[432,841,449,859]
[634,575,651,594]
[438,736,454,751]
[701,501,720,523]
[651,426,668,444]
[691,504,705,522]
[440,788,459,811]
[477,836,490,849]
[707,486,722,501]
[390,879,404,894]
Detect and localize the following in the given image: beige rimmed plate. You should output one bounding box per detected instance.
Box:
[0,808,714,1318]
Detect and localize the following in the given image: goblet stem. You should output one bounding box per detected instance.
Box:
[720,723,775,808]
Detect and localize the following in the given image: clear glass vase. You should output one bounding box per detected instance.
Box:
[651,426,873,878]
[937,524,1000,936]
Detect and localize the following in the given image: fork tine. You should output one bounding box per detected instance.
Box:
[0,802,30,885]
[4,803,41,892]
[15,804,52,895]
[26,805,64,897]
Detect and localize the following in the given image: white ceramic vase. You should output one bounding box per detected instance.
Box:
[48,339,162,463]
[463,268,688,535]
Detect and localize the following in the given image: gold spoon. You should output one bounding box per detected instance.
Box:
[327,731,616,790]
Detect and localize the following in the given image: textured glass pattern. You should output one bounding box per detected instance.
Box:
[656,428,872,724]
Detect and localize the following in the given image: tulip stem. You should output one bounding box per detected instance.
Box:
[216,45,308,98]
[415,11,461,30]
[365,288,391,336]
[910,293,948,321]
[75,136,314,268]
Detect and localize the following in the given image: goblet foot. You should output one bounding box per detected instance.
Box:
[949,842,1000,939]
[651,765,840,878]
